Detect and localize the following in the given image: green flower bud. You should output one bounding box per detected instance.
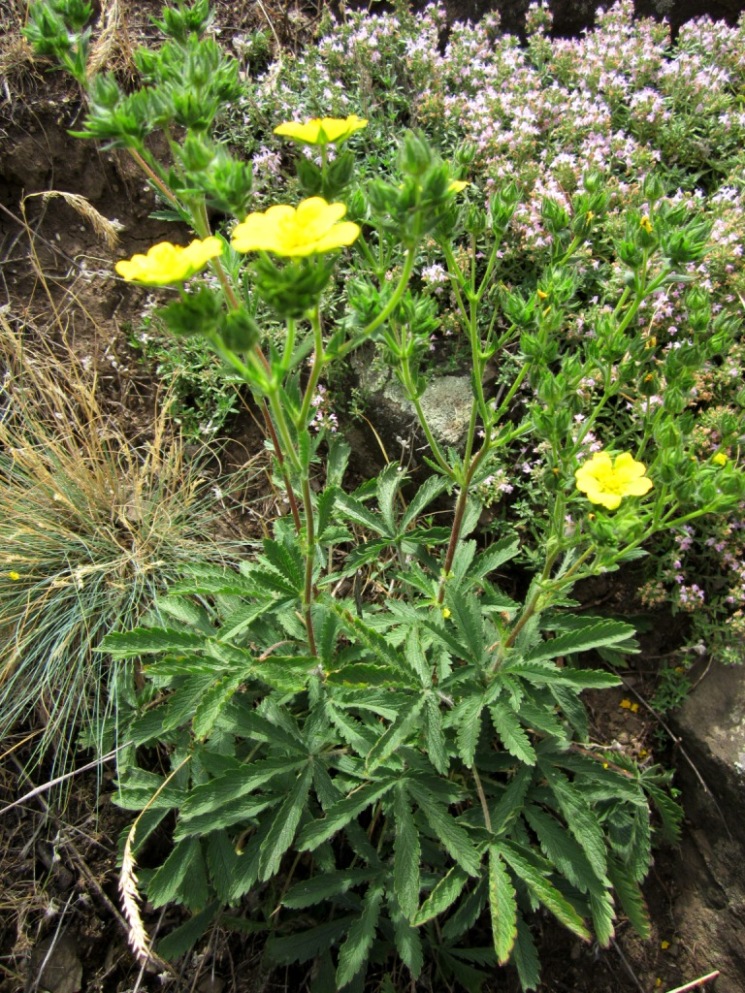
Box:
[399,132,434,177]
[253,256,335,319]
[157,287,223,338]
[218,308,259,352]
[541,198,570,235]
[297,157,323,197]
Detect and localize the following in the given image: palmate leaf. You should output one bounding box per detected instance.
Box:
[393,785,421,920]
[260,536,305,591]
[336,885,383,989]
[490,765,535,835]
[258,763,313,880]
[488,845,518,964]
[297,779,397,852]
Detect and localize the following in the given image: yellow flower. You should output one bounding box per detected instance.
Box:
[115,237,223,286]
[640,215,654,234]
[712,451,728,466]
[7,571,21,581]
[448,180,468,194]
[231,197,360,258]
[273,115,368,146]
[575,451,653,511]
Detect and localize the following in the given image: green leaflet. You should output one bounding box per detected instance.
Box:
[147,836,209,911]
[407,779,482,877]
[498,840,591,941]
[537,761,609,882]
[283,869,379,909]
[488,845,518,964]
[489,700,536,765]
[522,618,637,664]
[101,626,206,657]
[297,779,397,851]
[365,695,426,772]
[336,886,383,989]
[258,763,313,880]
[393,785,421,920]
[413,865,470,926]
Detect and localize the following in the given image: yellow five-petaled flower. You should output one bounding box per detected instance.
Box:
[575,451,653,511]
[273,115,368,146]
[115,236,223,286]
[231,197,360,258]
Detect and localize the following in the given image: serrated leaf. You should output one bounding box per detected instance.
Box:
[365,695,426,772]
[336,886,383,989]
[400,475,449,530]
[258,764,313,880]
[513,916,541,991]
[147,837,207,910]
[523,619,637,664]
[297,779,396,852]
[182,758,306,820]
[102,627,206,657]
[193,673,243,740]
[377,462,404,535]
[490,764,534,835]
[391,904,423,977]
[283,869,377,909]
[393,786,421,920]
[335,491,387,535]
[451,693,484,767]
[423,695,450,775]
[156,901,221,961]
[260,537,304,591]
[607,857,650,938]
[498,841,591,940]
[156,596,215,635]
[206,831,239,904]
[489,701,536,765]
[444,589,486,664]
[469,536,521,580]
[266,917,355,966]
[407,780,481,877]
[488,846,518,964]
[538,762,608,882]
[413,865,469,926]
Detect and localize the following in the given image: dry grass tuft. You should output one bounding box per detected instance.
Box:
[0,312,249,785]
[24,191,123,250]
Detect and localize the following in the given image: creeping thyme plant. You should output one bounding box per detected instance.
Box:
[25,0,745,989]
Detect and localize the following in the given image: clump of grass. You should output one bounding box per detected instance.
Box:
[0,314,246,783]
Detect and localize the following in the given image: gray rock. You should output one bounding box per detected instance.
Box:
[352,348,473,460]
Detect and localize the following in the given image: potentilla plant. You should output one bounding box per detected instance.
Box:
[25,2,745,990]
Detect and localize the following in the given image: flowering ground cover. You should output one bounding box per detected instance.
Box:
[1,1,745,992]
